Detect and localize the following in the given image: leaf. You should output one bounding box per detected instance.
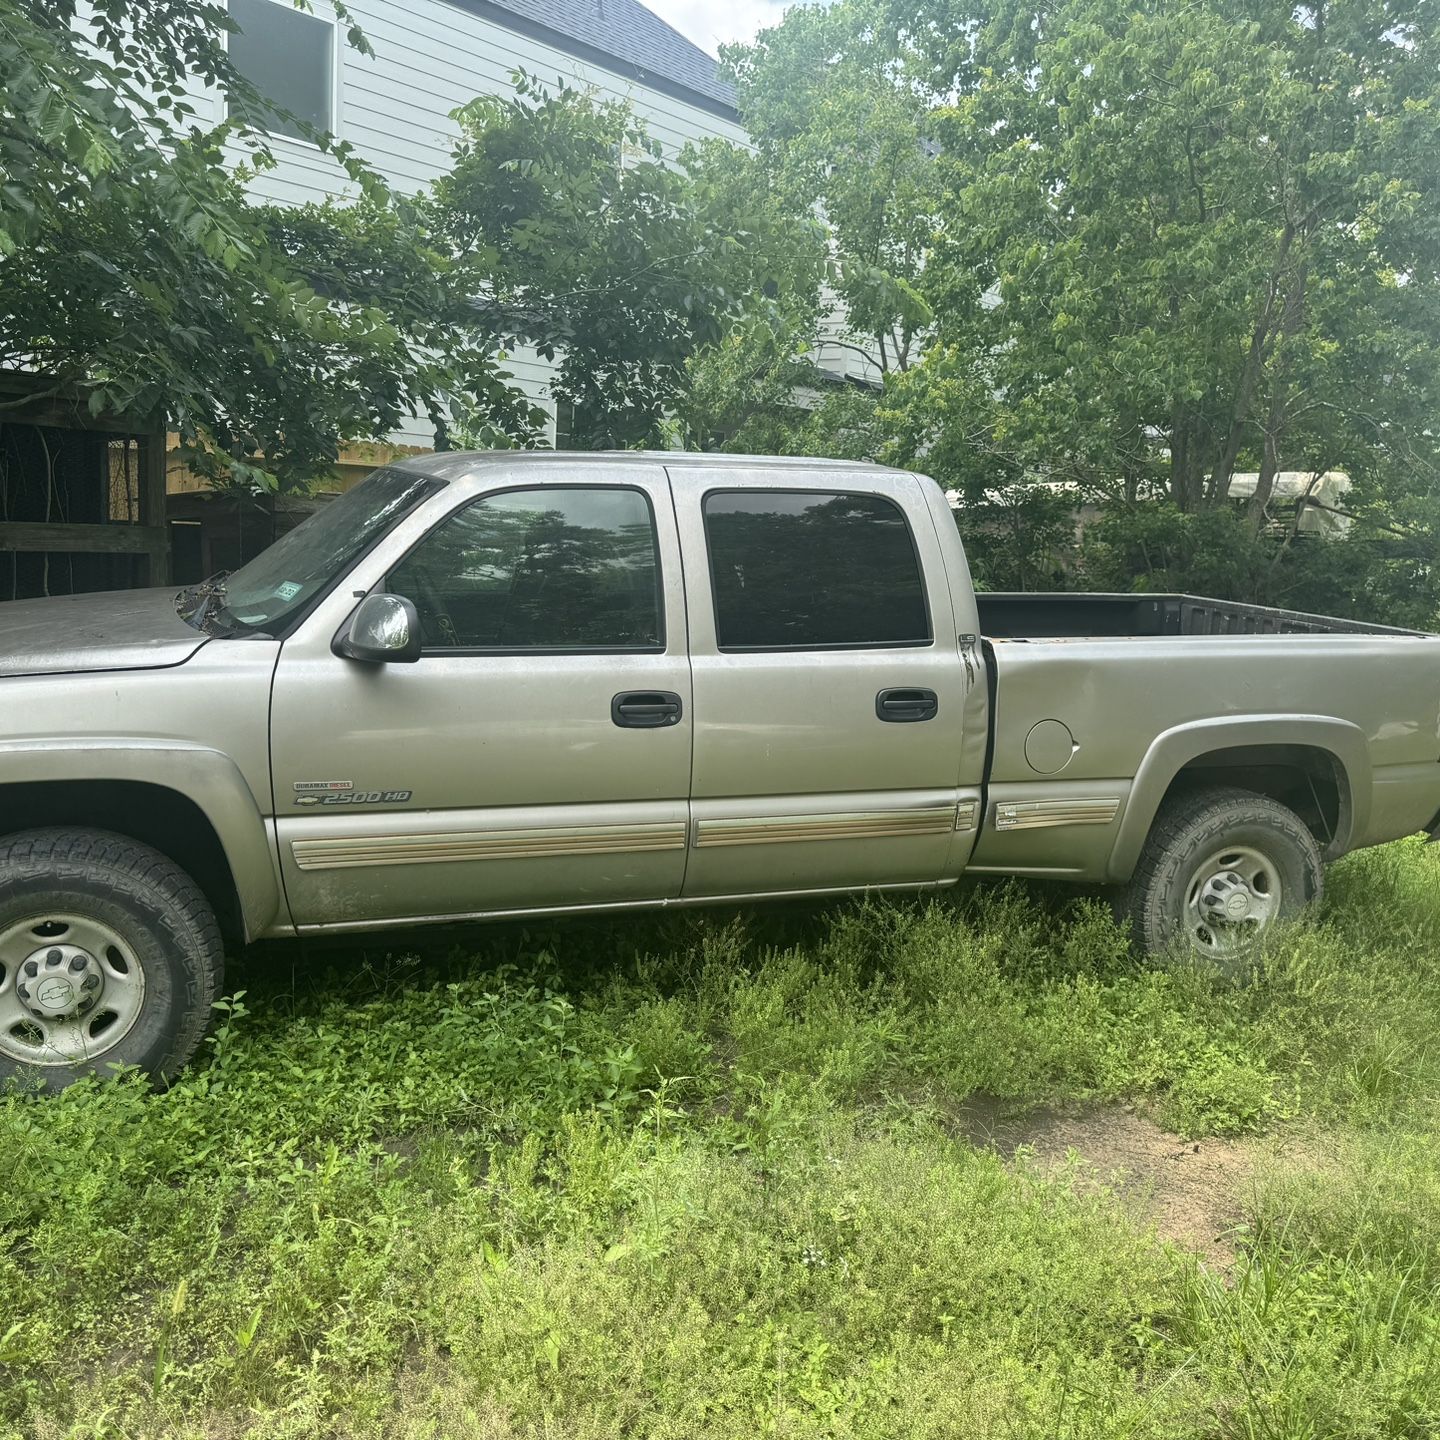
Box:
[0,1322,24,1366]
[80,139,113,177]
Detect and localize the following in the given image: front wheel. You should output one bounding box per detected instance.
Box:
[1118,787,1323,967]
[0,829,224,1092]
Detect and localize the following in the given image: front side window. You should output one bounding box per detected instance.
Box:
[704,490,931,650]
[389,487,663,651]
[228,0,334,140]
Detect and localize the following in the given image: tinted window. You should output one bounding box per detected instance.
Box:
[704,490,930,650]
[228,0,333,140]
[389,487,663,651]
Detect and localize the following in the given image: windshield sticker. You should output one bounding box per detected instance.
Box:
[273,581,303,602]
[236,613,268,625]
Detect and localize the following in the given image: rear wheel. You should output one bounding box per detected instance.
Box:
[1119,787,1323,968]
[0,829,223,1092]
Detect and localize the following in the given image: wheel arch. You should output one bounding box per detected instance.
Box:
[1105,716,1369,883]
[0,741,283,944]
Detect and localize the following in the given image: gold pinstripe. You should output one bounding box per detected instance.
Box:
[993,798,1120,831]
[291,821,689,872]
[694,805,959,849]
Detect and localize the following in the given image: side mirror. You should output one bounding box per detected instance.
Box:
[334,593,422,664]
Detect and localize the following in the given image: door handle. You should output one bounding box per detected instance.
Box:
[876,687,939,723]
[612,690,683,728]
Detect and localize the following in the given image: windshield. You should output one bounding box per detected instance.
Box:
[189,467,443,638]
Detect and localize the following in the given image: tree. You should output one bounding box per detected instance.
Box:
[259,199,542,461]
[723,0,941,376]
[429,75,750,450]
[887,0,1440,525]
[0,0,520,490]
[668,138,835,453]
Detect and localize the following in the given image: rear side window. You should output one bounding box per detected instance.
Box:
[703,490,931,650]
[388,486,663,651]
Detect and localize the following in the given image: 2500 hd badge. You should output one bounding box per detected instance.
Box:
[292,782,412,807]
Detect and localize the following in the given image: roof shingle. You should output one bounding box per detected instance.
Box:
[446,0,739,119]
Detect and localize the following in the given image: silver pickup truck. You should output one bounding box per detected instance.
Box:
[2,451,1438,1089]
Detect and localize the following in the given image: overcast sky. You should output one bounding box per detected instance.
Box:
[647,0,793,58]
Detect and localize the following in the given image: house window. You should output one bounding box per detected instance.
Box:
[228,0,334,141]
[553,400,576,450]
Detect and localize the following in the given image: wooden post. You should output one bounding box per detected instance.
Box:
[140,429,169,586]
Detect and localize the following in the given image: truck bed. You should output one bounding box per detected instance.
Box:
[976,591,1428,640]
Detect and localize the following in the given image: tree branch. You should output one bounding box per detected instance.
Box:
[1209,218,1298,501]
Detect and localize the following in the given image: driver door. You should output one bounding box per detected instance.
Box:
[269,464,692,930]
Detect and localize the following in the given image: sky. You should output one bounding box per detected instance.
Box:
[645,0,792,58]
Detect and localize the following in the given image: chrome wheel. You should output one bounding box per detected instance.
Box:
[1184,845,1281,957]
[0,914,146,1066]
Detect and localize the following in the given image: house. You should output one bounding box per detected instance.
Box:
[169,0,883,577]
[216,0,881,443]
[219,1,739,449]
[5,1,884,593]
[161,0,748,573]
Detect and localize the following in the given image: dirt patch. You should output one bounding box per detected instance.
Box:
[956,1096,1256,1268]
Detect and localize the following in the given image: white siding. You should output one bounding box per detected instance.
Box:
[205,0,750,446]
[814,283,887,390]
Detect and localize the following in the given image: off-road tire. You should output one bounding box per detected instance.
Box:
[0,828,223,1092]
[1119,786,1323,967]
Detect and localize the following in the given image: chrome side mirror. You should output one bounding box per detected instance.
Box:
[334,593,422,664]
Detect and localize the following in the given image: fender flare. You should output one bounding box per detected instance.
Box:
[0,738,281,941]
[1104,714,1370,883]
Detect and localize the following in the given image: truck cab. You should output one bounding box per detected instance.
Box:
[269,453,987,929]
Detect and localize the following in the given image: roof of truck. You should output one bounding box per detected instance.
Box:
[393,450,907,483]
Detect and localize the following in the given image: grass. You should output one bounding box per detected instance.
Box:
[3,837,1440,1437]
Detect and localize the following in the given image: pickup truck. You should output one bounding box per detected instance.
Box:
[2,451,1438,1090]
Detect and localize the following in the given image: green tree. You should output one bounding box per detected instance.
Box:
[0,0,524,490]
[724,0,941,376]
[259,199,542,461]
[430,75,749,450]
[889,0,1440,526]
[669,139,834,453]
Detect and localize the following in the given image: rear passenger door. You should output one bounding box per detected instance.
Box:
[673,467,975,899]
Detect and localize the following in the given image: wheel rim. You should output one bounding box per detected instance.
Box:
[1183,845,1281,958]
[0,914,146,1066]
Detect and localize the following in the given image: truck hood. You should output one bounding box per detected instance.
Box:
[0,588,210,678]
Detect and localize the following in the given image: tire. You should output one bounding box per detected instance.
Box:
[0,828,224,1092]
[1118,786,1323,968]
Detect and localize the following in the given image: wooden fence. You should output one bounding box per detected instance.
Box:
[0,372,168,601]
